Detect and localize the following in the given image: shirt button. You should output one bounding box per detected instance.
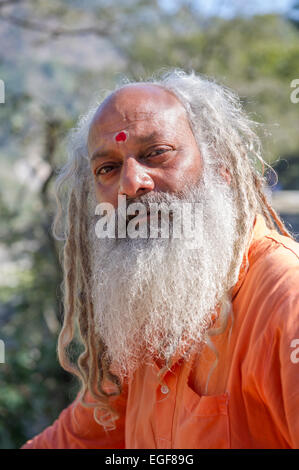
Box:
[161,384,169,395]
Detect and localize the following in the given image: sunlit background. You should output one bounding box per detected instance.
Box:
[0,0,299,448]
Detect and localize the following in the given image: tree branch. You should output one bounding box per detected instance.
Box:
[0,13,112,37]
[0,0,24,7]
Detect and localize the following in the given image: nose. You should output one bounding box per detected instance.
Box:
[118,156,154,198]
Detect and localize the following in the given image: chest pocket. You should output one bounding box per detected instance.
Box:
[173,387,230,449]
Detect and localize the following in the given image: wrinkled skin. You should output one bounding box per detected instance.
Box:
[87,84,204,206]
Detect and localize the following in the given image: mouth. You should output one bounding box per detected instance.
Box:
[126,210,151,224]
[126,210,175,224]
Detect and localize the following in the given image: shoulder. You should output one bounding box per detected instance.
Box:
[243,229,299,307]
[250,228,299,277]
[234,229,299,345]
[234,230,299,396]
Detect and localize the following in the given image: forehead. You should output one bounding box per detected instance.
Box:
[87,84,189,148]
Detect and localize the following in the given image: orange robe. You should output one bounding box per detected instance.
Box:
[21,215,299,449]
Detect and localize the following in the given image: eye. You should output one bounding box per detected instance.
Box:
[146,148,169,158]
[95,165,115,176]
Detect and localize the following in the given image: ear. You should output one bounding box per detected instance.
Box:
[219,166,231,185]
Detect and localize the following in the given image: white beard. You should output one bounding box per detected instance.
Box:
[89,166,238,379]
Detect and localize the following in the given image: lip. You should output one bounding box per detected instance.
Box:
[126,211,151,224]
[126,210,175,222]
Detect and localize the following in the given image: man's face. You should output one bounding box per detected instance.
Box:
[87,84,203,206]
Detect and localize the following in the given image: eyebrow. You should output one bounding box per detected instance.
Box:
[90,131,163,162]
[90,150,112,163]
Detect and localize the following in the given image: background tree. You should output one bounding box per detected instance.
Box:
[289,0,299,27]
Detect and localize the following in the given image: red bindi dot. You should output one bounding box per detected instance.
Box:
[115,131,127,142]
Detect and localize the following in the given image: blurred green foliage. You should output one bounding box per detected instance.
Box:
[0,0,299,449]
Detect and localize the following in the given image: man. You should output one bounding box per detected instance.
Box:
[21,70,299,449]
